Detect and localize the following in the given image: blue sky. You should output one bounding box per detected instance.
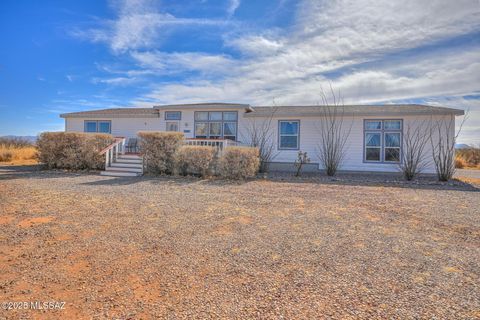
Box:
[1,0,479,144]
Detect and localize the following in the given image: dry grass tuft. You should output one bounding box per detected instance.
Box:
[0,145,38,164]
[456,148,480,169]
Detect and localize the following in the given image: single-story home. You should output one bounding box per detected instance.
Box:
[60,103,464,175]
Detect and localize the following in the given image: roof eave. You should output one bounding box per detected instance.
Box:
[245,110,465,118]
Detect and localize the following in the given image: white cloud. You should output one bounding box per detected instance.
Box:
[91,76,139,86]
[71,0,231,53]
[130,51,236,75]
[227,0,241,17]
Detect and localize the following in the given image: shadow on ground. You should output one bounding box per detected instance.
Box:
[1,164,478,192]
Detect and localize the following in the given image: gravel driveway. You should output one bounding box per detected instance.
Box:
[1,168,479,319]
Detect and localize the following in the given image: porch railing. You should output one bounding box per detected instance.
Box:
[184,138,242,150]
[100,137,126,168]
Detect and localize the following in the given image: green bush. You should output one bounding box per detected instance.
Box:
[37,132,113,170]
[138,131,184,174]
[218,146,260,179]
[175,145,216,177]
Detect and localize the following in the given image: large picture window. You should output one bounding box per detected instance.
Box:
[278,120,300,150]
[194,111,237,140]
[364,119,402,163]
[84,120,111,134]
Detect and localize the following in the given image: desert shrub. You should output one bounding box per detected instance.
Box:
[0,137,34,148]
[0,150,13,162]
[455,157,465,169]
[37,132,113,170]
[138,131,184,174]
[218,146,260,179]
[294,151,311,177]
[456,148,480,168]
[175,145,216,177]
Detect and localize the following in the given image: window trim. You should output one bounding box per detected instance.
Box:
[84,120,111,134]
[363,119,402,164]
[278,120,300,150]
[165,111,182,120]
[194,111,238,140]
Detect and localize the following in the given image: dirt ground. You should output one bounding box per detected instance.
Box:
[0,167,479,319]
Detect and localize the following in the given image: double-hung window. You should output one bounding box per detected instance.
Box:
[194,111,237,140]
[84,120,111,133]
[364,119,402,163]
[165,111,181,132]
[278,120,300,150]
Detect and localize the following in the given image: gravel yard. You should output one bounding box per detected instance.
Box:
[0,167,479,319]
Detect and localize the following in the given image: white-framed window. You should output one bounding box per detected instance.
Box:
[364,119,402,163]
[166,121,179,132]
[84,120,111,133]
[165,111,181,120]
[194,111,238,140]
[278,120,300,150]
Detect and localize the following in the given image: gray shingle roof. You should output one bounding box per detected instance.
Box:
[154,102,250,109]
[60,108,159,118]
[60,103,464,118]
[245,104,464,117]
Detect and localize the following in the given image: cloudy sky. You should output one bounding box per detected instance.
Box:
[1,0,479,144]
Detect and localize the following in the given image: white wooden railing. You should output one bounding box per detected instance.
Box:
[184,138,242,150]
[100,137,126,168]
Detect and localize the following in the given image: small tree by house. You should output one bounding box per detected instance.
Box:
[316,87,353,176]
[294,151,310,177]
[242,106,279,172]
[399,120,431,180]
[429,114,467,181]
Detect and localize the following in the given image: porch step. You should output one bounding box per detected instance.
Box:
[106,166,143,173]
[119,154,142,159]
[110,162,143,168]
[115,158,143,164]
[100,170,141,177]
[101,154,143,177]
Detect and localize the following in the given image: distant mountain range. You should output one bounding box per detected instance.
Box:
[455,143,473,149]
[1,135,38,143]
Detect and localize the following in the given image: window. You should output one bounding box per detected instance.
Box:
[365,133,381,161]
[384,132,401,162]
[195,112,209,121]
[85,121,97,133]
[84,120,111,133]
[98,121,111,133]
[279,120,299,150]
[223,122,236,141]
[194,111,238,140]
[165,111,181,120]
[364,119,402,163]
[195,123,208,138]
[209,112,223,121]
[209,122,222,138]
[166,121,179,132]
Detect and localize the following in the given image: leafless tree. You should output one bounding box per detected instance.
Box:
[429,113,467,181]
[399,120,431,180]
[242,105,279,172]
[316,87,353,176]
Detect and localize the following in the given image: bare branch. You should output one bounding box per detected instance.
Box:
[241,103,279,172]
[316,87,353,176]
[429,112,468,181]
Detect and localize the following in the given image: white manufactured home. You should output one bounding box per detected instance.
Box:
[61,103,464,175]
